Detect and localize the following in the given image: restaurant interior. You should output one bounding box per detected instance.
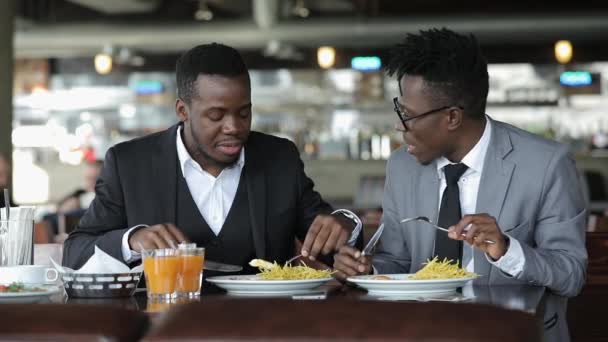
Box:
[1,0,608,340]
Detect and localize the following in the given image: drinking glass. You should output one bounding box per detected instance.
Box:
[176,247,205,298]
[142,248,179,300]
[0,219,34,266]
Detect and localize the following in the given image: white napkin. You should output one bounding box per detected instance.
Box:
[51,246,143,274]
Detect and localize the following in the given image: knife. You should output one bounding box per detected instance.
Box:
[204,260,243,272]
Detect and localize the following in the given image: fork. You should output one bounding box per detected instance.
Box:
[400,216,495,244]
[285,254,302,265]
[361,223,385,256]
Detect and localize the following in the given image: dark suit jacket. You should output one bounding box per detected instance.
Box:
[63,124,334,269]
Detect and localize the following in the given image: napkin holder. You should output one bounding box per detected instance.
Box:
[61,271,142,298]
[51,247,143,298]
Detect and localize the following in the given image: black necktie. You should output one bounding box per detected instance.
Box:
[433,163,468,265]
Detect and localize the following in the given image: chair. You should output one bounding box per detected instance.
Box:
[33,221,52,244]
[0,304,149,342]
[42,209,86,243]
[144,298,541,341]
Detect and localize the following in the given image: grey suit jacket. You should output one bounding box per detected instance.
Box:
[373,116,587,297]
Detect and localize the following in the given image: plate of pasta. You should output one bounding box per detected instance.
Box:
[206,259,334,295]
[347,257,478,295]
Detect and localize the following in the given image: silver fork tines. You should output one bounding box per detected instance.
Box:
[285,254,302,265]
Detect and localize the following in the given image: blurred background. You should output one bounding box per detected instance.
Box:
[2,0,608,235]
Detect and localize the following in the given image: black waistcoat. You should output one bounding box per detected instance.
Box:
[175,166,257,276]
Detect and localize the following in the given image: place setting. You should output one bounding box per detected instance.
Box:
[0,264,63,304]
[207,257,335,296]
[0,197,62,303]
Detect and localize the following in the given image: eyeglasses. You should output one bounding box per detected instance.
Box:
[393,97,463,132]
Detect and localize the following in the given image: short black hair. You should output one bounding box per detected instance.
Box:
[176,43,248,103]
[386,28,489,119]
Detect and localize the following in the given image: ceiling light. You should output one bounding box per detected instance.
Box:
[94,53,112,74]
[317,46,335,69]
[292,0,310,18]
[195,0,213,21]
[555,40,573,64]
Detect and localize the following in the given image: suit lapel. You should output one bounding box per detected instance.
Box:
[416,161,440,259]
[474,118,515,282]
[154,125,179,225]
[244,138,267,259]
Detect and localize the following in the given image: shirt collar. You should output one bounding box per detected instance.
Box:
[176,125,245,176]
[436,118,492,174]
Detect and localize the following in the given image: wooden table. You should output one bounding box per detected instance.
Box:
[32,282,569,341]
[49,282,545,311]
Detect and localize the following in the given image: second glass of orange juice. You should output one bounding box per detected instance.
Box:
[176,246,205,297]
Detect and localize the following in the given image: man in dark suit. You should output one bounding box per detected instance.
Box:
[63,43,359,272]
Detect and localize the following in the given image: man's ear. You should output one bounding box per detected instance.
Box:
[446,107,464,131]
[175,98,188,122]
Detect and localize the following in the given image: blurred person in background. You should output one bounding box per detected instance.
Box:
[0,152,15,208]
[42,160,103,237]
[56,160,103,213]
[334,28,587,298]
[63,43,361,274]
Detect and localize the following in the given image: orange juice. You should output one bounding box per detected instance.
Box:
[177,254,204,293]
[143,255,180,296]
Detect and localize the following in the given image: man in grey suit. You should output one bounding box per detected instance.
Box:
[334,28,587,297]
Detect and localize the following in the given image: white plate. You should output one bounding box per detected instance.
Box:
[0,284,64,303]
[347,274,477,296]
[207,275,333,295]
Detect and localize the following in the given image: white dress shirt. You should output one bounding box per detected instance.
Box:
[435,119,525,276]
[176,128,245,235]
[121,127,245,262]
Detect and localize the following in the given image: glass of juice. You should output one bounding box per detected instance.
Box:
[176,245,205,298]
[142,248,180,300]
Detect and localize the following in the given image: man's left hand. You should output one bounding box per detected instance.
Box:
[448,213,508,260]
[301,214,353,260]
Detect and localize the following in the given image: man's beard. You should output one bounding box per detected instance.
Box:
[189,124,239,170]
[196,144,238,169]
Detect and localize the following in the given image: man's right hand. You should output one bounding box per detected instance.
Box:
[333,245,372,282]
[128,223,189,252]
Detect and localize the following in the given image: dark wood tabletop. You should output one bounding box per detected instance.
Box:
[32,281,548,314]
[0,281,573,341]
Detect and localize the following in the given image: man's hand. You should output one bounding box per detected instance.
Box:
[448,214,508,260]
[333,245,372,282]
[300,214,353,260]
[128,223,189,252]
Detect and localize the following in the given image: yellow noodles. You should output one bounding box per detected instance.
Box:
[410,256,477,280]
[251,259,334,280]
